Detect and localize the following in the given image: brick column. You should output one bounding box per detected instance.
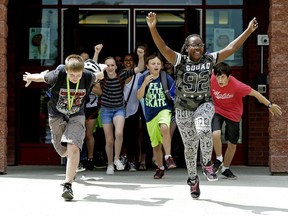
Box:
[268,0,288,173]
[0,0,8,174]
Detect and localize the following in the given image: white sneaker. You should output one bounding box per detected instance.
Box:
[114,159,125,171]
[106,165,114,175]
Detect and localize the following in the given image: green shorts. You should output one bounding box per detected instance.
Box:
[146,109,171,147]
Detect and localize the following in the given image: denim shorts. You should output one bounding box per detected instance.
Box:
[100,106,126,124]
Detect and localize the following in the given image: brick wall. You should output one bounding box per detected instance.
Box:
[0,0,8,173]
[268,0,288,172]
[246,0,271,165]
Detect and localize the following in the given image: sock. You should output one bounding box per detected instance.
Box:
[164,155,171,160]
[216,155,223,162]
[159,166,165,170]
[222,166,229,173]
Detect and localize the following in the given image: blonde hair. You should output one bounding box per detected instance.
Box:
[65,54,84,72]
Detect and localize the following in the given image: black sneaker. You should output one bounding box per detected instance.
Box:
[153,168,165,179]
[128,162,137,172]
[202,161,218,181]
[61,183,74,201]
[213,159,223,174]
[221,169,237,180]
[85,159,94,170]
[94,152,107,169]
[187,176,200,199]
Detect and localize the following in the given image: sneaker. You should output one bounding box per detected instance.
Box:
[76,162,86,173]
[213,159,223,174]
[85,159,94,170]
[138,163,147,171]
[153,168,165,179]
[120,155,128,168]
[61,183,74,201]
[221,169,237,180]
[165,156,177,169]
[128,162,137,172]
[202,161,218,181]
[94,152,107,169]
[106,165,114,175]
[114,159,125,171]
[187,176,200,199]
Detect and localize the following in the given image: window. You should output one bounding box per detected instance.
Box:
[206,9,243,66]
[62,0,202,5]
[206,0,243,5]
[20,8,58,66]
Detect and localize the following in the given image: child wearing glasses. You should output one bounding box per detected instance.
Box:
[146,11,258,199]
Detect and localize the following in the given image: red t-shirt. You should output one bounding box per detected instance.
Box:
[210,73,252,122]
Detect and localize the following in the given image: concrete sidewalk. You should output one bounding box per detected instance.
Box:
[0,165,287,216]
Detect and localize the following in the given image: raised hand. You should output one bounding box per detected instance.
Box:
[146,12,157,28]
[248,17,258,32]
[94,44,103,53]
[137,47,145,58]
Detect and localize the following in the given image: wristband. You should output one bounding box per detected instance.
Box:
[268,101,273,108]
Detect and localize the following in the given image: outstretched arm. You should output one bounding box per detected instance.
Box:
[134,47,145,73]
[23,70,47,87]
[93,44,103,63]
[249,89,282,116]
[217,17,258,63]
[146,12,177,64]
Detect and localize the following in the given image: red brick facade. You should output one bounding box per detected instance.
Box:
[0,0,8,173]
[268,0,288,172]
[0,0,287,173]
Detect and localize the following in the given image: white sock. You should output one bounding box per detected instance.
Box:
[216,155,223,162]
[164,155,171,160]
[159,166,165,170]
[222,166,229,173]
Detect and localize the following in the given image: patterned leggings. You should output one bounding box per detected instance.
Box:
[175,102,215,178]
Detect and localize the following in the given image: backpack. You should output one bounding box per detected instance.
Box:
[144,70,174,105]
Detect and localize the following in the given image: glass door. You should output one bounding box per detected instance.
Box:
[63,8,130,62]
[134,9,185,56]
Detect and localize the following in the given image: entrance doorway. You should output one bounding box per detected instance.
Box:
[63,8,198,61]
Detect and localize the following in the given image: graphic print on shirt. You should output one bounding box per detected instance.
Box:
[180,62,211,97]
[145,82,168,108]
[212,89,234,100]
[56,88,86,115]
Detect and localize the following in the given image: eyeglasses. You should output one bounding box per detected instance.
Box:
[188,43,205,48]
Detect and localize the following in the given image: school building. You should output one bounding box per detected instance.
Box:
[0,0,287,173]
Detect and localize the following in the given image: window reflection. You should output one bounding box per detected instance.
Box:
[206,0,243,5]
[206,9,243,66]
[21,9,58,66]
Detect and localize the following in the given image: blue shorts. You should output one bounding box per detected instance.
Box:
[100,106,126,124]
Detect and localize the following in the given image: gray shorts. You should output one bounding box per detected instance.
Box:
[49,115,85,156]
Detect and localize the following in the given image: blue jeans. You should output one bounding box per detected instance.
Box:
[100,106,126,124]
